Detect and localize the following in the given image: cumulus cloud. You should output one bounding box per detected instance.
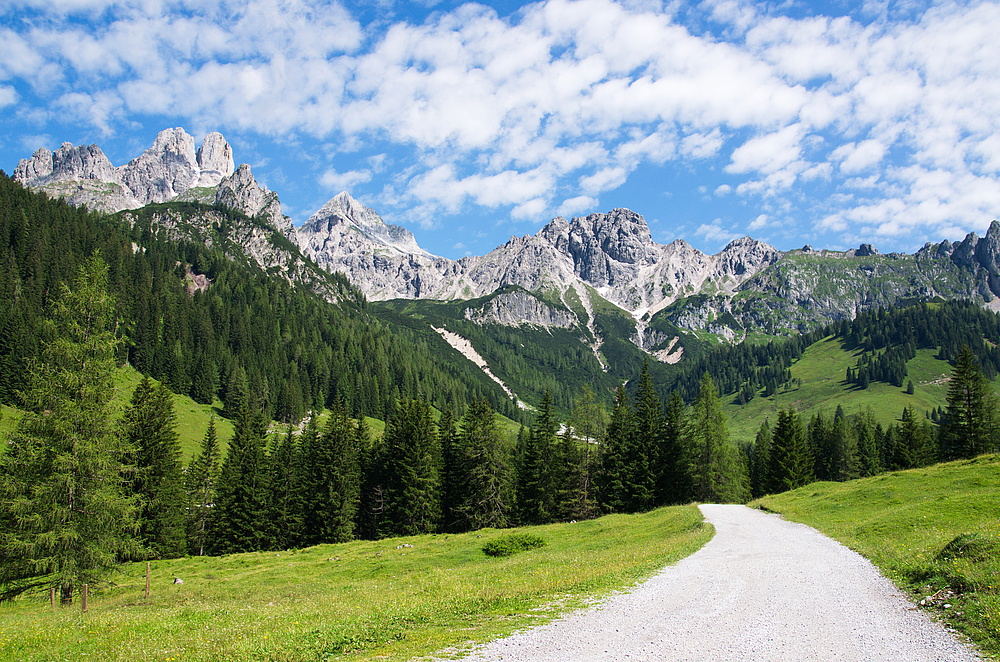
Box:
[696,220,741,245]
[3,0,1000,248]
[319,168,372,193]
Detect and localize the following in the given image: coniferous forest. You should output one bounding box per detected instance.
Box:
[2,172,1000,604]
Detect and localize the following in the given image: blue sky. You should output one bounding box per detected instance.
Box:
[1,0,999,260]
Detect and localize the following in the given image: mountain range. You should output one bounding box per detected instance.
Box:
[14,127,1000,368]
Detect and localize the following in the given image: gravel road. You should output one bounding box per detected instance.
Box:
[456,504,982,661]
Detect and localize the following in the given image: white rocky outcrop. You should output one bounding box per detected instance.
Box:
[214,163,292,238]
[14,128,237,213]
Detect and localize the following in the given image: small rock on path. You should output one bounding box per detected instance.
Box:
[455,504,982,661]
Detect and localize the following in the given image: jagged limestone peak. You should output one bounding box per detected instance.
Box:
[302,191,432,257]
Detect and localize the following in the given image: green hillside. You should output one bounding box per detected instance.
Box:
[756,454,1000,658]
[724,337,961,444]
[0,505,711,662]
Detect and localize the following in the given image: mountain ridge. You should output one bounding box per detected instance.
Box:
[13,127,1000,357]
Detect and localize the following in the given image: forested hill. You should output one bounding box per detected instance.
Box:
[0,173,520,422]
[660,300,1000,404]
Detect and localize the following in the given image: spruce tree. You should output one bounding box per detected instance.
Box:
[631,362,661,511]
[380,398,441,537]
[596,385,636,513]
[453,399,512,530]
[516,392,557,524]
[302,406,361,544]
[939,345,999,459]
[657,391,692,505]
[770,408,813,492]
[186,417,221,556]
[210,397,269,554]
[0,256,139,603]
[124,377,186,558]
[438,408,461,532]
[264,425,304,549]
[750,419,773,498]
[687,374,742,503]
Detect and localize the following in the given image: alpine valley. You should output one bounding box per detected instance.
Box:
[11,127,1000,414]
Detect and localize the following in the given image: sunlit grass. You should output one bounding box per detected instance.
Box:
[755,454,1000,658]
[0,506,712,662]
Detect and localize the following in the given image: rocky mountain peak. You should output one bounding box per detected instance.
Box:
[302,192,431,257]
[214,163,291,237]
[716,236,781,277]
[195,132,235,187]
[13,127,238,213]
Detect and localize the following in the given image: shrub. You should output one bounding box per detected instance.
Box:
[482,532,546,557]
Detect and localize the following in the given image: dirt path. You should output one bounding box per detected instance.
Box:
[456,504,982,661]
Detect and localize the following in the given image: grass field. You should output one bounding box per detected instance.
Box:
[0,506,712,662]
[724,337,962,445]
[755,453,1000,658]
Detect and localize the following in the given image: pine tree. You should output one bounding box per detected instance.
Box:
[829,406,860,481]
[516,392,558,524]
[596,385,635,513]
[939,345,999,459]
[210,397,269,554]
[657,391,692,505]
[453,400,512,530]
[0,256,139,603]
[124,376,186,558]
[770,408,813,492]
[380,398,441,537]
[185,417,221,556]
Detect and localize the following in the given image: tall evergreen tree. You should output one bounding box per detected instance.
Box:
[687,374,744,503]
[630,362,661,511]
[453,400,512,531]
[210,397,269,554]
[939,344,999,459]
[124,376,186,558]
[516,392,558,524]
[657,391,692,505]
[185,417,221,556]
[380,398,441,537]
[264,425,304,549]
[438,408,461,532]
[596,385,636,513]
[894,406,937,469]
[302,406,361,544]
[750,418,773,498]
[770,408,813,492]
[0,256,138,603]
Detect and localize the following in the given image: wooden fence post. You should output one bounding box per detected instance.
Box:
[50,587,55,609]
[81,584,88,613]
[146,562,151,599]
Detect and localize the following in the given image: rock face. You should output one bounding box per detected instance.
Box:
[14,128,236,213]
[296,198,781,320]
[214,163,293,238]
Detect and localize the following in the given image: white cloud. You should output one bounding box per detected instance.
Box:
[696,220,741,245]
[748,213,769,230]
[726,124,804,176]
[0,85,17,108]
[319,168,372,193]
[557,195,597,217]
[3,0,1000,248]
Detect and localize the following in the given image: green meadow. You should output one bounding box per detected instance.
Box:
[0,506,711,662]
[756,453,1000,658]
[725,337,961,445]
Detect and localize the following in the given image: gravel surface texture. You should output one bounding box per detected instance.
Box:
[455,504,982,661]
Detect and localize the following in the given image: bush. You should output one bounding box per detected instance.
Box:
[482,532,546,557]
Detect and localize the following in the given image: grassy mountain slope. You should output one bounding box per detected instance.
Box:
[723,338,960,444]
[0,506,711,662]
[756,454,1000,658]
